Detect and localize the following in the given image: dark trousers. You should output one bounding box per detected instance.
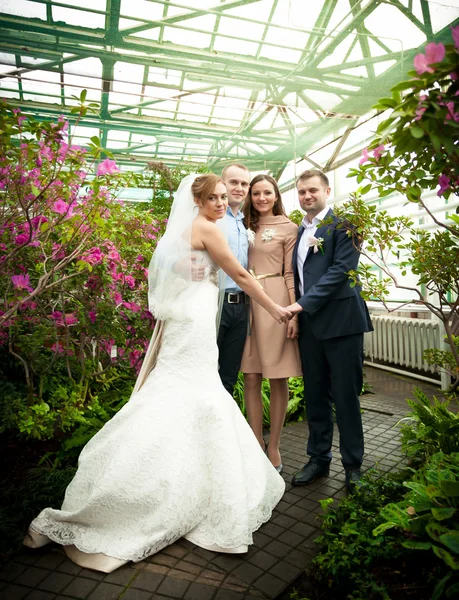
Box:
[217,300,248,396]
[298,315,365,469]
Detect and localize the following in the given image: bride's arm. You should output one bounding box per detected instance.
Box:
[196,222,291,323]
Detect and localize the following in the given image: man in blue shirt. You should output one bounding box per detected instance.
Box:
[218,164,251,395]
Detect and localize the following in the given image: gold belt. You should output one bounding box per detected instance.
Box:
[249,268,282,287]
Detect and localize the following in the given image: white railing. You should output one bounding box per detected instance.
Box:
[364,315,448,388]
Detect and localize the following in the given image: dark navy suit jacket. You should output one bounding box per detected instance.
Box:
[292,209,373,340]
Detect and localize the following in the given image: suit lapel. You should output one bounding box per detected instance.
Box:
[292,225,304,266]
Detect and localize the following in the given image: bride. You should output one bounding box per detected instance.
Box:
[23,173,289,573]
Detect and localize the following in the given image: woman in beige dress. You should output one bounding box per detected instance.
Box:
[241,175,302,474]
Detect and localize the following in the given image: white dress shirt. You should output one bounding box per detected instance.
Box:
[296,206,330,296]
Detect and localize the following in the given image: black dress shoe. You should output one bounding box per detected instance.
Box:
[345,468,362,492]
[291,462,330,486]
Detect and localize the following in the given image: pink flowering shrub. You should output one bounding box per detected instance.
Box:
[340,30,459,392]
[0,99,168,439]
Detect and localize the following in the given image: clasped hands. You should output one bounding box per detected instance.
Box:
[273,302,303,337]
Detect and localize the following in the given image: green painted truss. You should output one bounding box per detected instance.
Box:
[0,0,458,176]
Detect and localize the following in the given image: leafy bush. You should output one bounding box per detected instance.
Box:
[0,465,76,560]
[0,97,167,440]
[398,388,459,464]
[374,452,459,599]
[233,373,305,426]
[311,471,408,599]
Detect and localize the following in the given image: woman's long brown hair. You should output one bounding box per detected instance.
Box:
[243,174,286,232]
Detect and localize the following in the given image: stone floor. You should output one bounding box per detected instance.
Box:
[0,367,441,600]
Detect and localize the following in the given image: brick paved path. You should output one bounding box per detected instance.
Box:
[0,367,441,600]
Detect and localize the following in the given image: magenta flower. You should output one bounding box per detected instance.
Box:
[50,311,78,326]
[97,159,120,176]
[414,42,445,75]
[11,273,33,292]
[123,301,141,313]
[50,342,65,355]
[437,174,451,197]
[359,148,369,165]
[88,310,97,324]
[82,246,104,265]
[31,215,48,229]
[15,233,30,245]
[372,145,385,160]
[452,25,459,50]
[445,100,459,123]
[52,199,70,215]
[125,275,136,289]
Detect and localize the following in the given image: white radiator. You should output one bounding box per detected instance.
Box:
[364,316,443,379]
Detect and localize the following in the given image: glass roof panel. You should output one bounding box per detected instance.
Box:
[0,0,457,173]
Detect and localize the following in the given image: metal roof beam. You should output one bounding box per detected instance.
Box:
[303,0,382,70]
[120,0,262,35]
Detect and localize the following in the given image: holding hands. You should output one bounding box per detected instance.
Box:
[269,304,292,324]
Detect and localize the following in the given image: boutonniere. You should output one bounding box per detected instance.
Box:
[308,236,324,254]
[261,228,276,242]
[247,229,256,247]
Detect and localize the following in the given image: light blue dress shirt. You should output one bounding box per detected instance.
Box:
[224,207,248,293]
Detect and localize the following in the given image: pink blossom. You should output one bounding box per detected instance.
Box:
[125,275,136,289]
[414,42,445,75]
[50,311,78,326]
[129,348,143,372]
[372,145,385,160]
[31,215,48,229]
[50,342,66,355]
[123,301,141,313]
[97,158,120,176]
[444,100,459,123]
[58,114,69,133]
[21,301,37,310]
[452,25,459,50]
[415,94,428,121]
[15,233,30,245]
[11,273,33,292]
[136,255,144,262]
[52,199,70,215]
[88,310,97,324]
[106,248,121,262]
[113,292,123,305]
[82,246,104,265]
[437,174,451,197]
[359,148,369,165]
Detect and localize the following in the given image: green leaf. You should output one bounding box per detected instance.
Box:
[446,582,459,597]
[80,89,87,103]
[391,80,416,92]
[410,126,424,139]
[430,133,442,154]
[90,136,101,146]
[432,507,456,520]
[433,545,459,570]
[440,480,459,496]
[427,521,451,542]
[433,573,452,600]
[373,97,398,109]
[402,539,432,550]
[360,183,372,195]
[440,531,459,554]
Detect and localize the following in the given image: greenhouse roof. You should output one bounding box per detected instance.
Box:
[0,0,458,175]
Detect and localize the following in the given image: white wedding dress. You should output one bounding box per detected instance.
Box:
[25,251,285,572]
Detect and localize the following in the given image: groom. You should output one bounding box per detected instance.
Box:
[286,169,373,492]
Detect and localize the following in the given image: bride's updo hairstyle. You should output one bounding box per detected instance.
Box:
[192,173,224,206]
